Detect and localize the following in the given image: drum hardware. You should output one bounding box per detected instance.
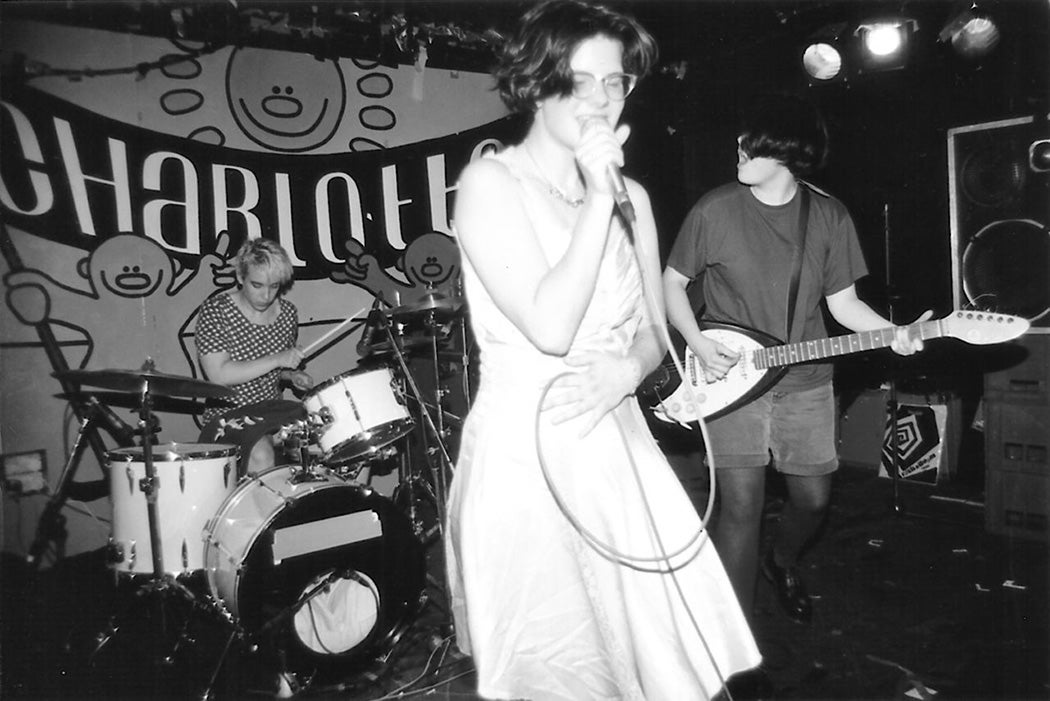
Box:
[53,363,241,695]
[374,290,468,637]
[55,361,231,579]
[377,309,455,528]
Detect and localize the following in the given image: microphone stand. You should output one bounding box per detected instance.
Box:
[884,202,906,516]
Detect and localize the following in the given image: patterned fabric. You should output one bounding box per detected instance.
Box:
[445,145,762,701]
[194,292,299,423]
[197,399,306,476]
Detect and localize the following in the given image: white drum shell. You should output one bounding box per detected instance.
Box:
[107,442,238,575]
[302,368,412,460]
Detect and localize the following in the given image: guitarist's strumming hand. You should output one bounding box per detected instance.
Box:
[692,335,741,383]
[889,309,934,356]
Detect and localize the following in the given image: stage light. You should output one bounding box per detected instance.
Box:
[855,18,917,73]
[802,42,843,81]
[801,22,848,83]
[939,5,1001,60]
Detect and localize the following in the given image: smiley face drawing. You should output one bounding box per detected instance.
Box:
[226,46,347,153]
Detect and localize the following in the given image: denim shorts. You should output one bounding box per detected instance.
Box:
[704,382,839,476]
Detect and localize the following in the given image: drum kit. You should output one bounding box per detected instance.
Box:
[37,290,470,697]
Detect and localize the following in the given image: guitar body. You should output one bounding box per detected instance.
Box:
[641,320,787,425]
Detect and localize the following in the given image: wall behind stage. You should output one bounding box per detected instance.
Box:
[0,17,511,560]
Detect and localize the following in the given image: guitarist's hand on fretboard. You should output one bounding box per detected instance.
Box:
[889,309,934,356]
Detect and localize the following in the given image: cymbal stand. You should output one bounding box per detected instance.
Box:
[425,309,450,510]
[137,376,167,578]
[380,321,454,528]
[454,278,473,412]
[92,369,200,676]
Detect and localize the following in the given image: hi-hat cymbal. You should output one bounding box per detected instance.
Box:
[390,291,463,319]
[55,368,233,398]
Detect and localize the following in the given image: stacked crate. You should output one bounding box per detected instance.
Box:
[983,335,1050,541]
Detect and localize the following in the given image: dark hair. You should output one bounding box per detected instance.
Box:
[494,0,658,114]
[738,94,829,176]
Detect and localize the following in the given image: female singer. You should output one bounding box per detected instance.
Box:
[444,2,762,698]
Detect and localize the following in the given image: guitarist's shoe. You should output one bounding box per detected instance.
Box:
[762,550,812,624]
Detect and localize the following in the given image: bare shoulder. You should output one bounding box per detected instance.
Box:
[458,154,515,193]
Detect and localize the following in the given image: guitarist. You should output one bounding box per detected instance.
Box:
[662,94,927,625]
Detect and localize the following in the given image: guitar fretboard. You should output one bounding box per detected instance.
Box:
[753,321,942,369]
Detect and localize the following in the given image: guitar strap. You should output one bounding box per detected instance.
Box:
[785,184,811,342]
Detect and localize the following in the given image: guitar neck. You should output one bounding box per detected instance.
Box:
[754,320,941,369]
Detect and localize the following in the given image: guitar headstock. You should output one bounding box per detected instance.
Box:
[940,311,1030,345]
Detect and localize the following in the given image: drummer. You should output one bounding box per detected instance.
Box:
[195,238,312,475]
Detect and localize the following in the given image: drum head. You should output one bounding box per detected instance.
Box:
[232,482,425,680]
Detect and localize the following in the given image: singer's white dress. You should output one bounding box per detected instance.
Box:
[445,146,761,701]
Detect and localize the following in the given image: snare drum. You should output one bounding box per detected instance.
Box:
[203,464,424,679]
[107,443,237,575]
[302,367,413,462]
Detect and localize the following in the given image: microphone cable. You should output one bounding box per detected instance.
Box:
[531,205,737,697]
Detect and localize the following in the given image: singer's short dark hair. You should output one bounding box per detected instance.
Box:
[494,0,658,114]
[738,94,828,176]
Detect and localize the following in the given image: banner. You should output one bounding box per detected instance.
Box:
[1,84,524,279]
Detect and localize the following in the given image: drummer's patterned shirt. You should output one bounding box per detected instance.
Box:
[194,292,299,423]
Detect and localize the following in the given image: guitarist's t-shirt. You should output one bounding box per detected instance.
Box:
[667,182,868,392]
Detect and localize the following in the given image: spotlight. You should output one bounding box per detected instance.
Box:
[801,22,848,83]
[802,43,843,81]
[939,5,1000,60]
[855,18,917,73]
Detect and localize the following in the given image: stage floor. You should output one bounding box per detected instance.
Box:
[2,464,1047,700]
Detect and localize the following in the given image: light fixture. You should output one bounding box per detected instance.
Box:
[939,4,1001,60]
[802,42,843,81]
[801,22,849,83]
[854,18,918,73]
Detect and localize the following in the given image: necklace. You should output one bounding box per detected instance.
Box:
[523,145,585,207]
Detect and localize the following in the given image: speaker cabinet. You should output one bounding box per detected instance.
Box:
[947,115,1050,331]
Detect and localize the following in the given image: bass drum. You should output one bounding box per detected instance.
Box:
[203,465,425,680]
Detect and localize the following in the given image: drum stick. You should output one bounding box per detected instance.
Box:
[303,305,368,357]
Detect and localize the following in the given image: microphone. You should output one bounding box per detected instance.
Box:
[85,395,137,446]
[582,116,636,227]
[356,295,388,356]
[606,163,636,225]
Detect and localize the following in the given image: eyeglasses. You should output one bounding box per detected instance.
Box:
[570,72,638,101]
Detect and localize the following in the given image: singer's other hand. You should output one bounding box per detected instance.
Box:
[576,117,630,197]
[542,350,639,437]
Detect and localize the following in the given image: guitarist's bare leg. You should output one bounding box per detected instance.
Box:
[762,472,834,623]
[776,473,833,567]
[710,465,767,620]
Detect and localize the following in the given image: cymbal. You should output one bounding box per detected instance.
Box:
[55,368,234,398]
[390,291,463,319]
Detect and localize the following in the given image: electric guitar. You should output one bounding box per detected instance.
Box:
[640,310,1029,427]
